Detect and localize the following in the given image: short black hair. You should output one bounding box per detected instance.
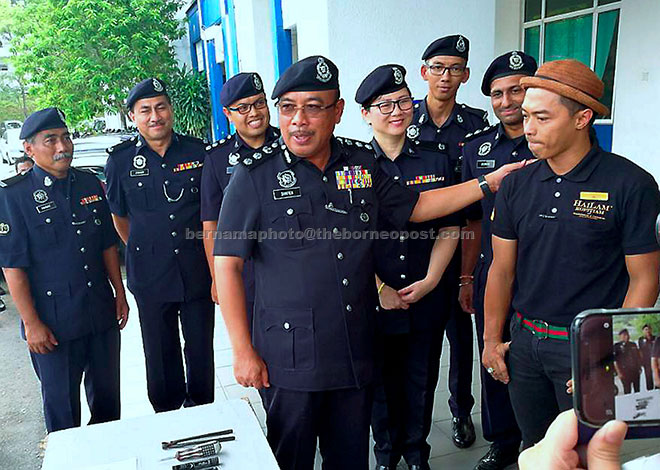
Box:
[643,324,651,329]
[618,328,629,336]
[559,96,596,127]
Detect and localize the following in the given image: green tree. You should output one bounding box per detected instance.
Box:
[10,0,185,127]
[168,65,211,140]
[0,0,32,120]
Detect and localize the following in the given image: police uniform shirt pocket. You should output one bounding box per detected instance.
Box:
[33,280,71,328]
[33,218,58,247]
[124,177,155,210]
[261,307,315,371]
[265,195,315,250]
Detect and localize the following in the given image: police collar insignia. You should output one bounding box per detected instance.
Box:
[456,114,464,123]
[456,35,466,53]
[263,146,273,154]
[228,153,240,166]
[44,176,53,187]
[253,152,263,160]
[406,125,420,139]
[153,78,164,92]
[316,57,332,83]
[335,165,373,190]
[0,222,9,235]
[253,74,263,91]
[393,67,404,85]
[478,142,492,156]
[509,51,523,71]
[33,189,48,204]
[80,194,102,205]
[172,161,203,173]
[133,155,147,169]
[277,169,297,188]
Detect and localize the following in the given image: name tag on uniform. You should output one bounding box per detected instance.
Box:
[36,201,57,213]
[130,169,150,177]
[579,191,609,201]
[172,161,203,173]
[273,187,301,200]
[335,166,372,190]
[477,159,496,169]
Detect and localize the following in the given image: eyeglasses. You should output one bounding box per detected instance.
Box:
[227,98,268,115]
[276,101,337,117]
[425,63,466,77]
[368,97,414,115]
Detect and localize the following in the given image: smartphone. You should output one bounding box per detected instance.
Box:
[572,308,660,433]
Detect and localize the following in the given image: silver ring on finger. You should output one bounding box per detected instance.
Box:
[487,367,495,375]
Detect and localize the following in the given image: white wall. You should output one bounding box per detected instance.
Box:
[611,0,660,178]
[323,0,496,141]
[281,0,330,59]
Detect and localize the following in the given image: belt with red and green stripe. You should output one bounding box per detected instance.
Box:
[515,312,569,341]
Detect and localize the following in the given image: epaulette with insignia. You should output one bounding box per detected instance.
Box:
[415,139,447,153]
[240,140,278,171]
[336,136,374,152]
[463,124,498,143]
[0,172,28,188]
[460,103,489,122]
[205,134,233,152]
[106,138,136,155]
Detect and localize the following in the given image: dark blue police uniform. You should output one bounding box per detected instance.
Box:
[370,137,461,469]
[105,131,214,412]
[492,144,660,447]
[0,164,120,432]
[410,98,487,424]
[201,126,280,327]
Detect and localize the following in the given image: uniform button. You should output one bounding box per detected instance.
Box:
[46,290,52,296]
[322,176,328,182]
[87,281,92,288]
[72,213,77,218]
[342,278,349,286]
[135,246,140,252]
[174,249,180,255]
[399,255,405,261]
[360,199,366,205]
[512,151,518,156]
[346,305,352,312]
[165,180,170,185]
[393,176,400,181]
[76,229,82,235]
[436,129,440,133]
[190,177,195,182]
[137,182,143,187]
[400,235,405,242]
[400,274,406,280]
[161,163,167,168]
[556,177,562,184]
[80,247,86,253]
[84,265,89,270]
[551,207,558,214]
[171,231,177,237]
[337,252,344,260]
[554,191,561,198]
[45,218,51,224]
[286,208,294,216]
[283,322,290,330]
[333,227,340,235]
[92,208,97,213]
[169,214,175,220]
[480,253,485,259]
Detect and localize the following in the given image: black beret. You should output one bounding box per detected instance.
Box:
[20,107,68,140]
[481,51,538,96]
[272,55,339,100]
[221,72,265,107]
[355,64,408,106]
[126,78,168,110]
[422,34,469,61]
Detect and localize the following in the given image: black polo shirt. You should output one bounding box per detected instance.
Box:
[214,136,419,391]
[492,144,660,326]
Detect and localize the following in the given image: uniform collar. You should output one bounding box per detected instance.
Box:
[32,163,73,187]
[419,98,469,130]
[280,136,350,170]
[493,123,527,150]
[135,132,179,156]
[537,143,602,182]
[371,137,418,160]
[235,126,280,151]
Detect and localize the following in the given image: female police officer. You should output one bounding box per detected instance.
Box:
[356,65,461,470]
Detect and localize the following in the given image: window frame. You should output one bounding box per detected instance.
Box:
[521,0,621,123]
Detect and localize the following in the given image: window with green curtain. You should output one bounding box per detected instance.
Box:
[546,0,592,17]
[544,14,592,65]
[524,27,541,63]
[525,0,541,21]
[595,9,619,112]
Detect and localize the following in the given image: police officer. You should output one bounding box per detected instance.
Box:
[0,108,128,432]
[201,72,279,318]
[638,324,656,391]
[213,56,522,470]
[104,78,214,412]
[614,329,642,394]
[460,51,537,469]
[412,34,489,449]
[356,64,461,470]
[484,60,660,448]
[652,337,660,388]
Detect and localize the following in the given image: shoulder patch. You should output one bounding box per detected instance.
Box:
[462,124,497,143]
[0,172,28,188]
[240,144,275,171]
[107,138,136,155]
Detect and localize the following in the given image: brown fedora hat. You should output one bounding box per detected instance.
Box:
[520,59,610,117]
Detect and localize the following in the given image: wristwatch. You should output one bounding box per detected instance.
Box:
[477,174,492,196]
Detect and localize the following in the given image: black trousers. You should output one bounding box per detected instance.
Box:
[641,361,654,391]
[135,296,215,412]
[620,373,641,394]
[371,329,439,468]
[30,327,120,433]
[473,262,521,448]
[508,319,573,449]
[260,385,373,470]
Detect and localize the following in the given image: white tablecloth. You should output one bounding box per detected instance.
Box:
[42,399,279,470]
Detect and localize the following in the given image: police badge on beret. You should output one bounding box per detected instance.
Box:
[253,74,263,91]
[277,169,297,188]
[316,57,332,83]
[509,51,524,71]
[152,78,164,92]
[393,67,404,85]
[133,155,147,169]
[456,35,467,53]
[406,125,420,140]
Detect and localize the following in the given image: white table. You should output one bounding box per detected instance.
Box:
[42,399,279,470]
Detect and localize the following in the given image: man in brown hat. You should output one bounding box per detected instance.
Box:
[482,59,660,447]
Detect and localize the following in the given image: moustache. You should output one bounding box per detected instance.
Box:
[53,152,73,162]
